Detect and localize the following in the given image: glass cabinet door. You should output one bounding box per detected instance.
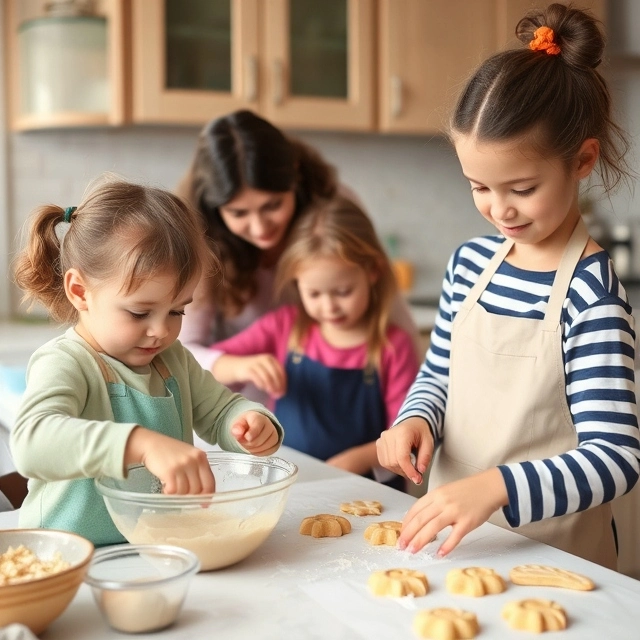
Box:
[7,0,126,131]
[132,0,259,124]
[262,0,374,131]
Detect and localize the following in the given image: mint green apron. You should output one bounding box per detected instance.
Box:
[42,345,184,546]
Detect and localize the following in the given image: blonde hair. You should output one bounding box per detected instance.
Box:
[14,177,219,324]
[275,196,397,370]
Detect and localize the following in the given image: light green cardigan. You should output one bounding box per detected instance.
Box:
[11,328,283,530]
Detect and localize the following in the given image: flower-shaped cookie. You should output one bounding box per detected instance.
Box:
[363,521,402,546]
[502,598,567,633]
[299,514,352,538]
[368,568,429,597]
[340,500,383,516]
[446,567,506,596]
[413,608,479,639]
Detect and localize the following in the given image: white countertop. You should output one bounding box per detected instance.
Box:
[2,446,640,639]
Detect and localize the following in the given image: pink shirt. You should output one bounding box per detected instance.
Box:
[212,305,419,428]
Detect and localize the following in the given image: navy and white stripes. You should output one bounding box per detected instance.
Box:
[395,235,640,527]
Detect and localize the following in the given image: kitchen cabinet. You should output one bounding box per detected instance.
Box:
[5,0,128,131]
[5,0,606,133]
[131,0,375,131]
[378,0,607,135]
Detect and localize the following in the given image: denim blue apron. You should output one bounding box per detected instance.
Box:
[43,345,184,546]
[275,351,402,487]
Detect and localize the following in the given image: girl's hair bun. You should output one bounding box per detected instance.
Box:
[516,2,604,70]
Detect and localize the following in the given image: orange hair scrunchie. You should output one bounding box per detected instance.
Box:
[529,26,561,55]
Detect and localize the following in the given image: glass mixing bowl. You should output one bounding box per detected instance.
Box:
[95,452,298,570]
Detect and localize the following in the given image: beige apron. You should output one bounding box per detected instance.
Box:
[430,218,617,569]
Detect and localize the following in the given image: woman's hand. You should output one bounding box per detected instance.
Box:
[214,354,286,399]
[231,411,280,456]
[398,468,509,556]
[125,427,215,494]
[376,417,434,485]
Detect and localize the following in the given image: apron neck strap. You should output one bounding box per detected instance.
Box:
[542,216,590,329]
[462,238,514,310]
[73,335,171,383]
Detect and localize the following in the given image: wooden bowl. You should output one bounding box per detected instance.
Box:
[0,529,94,634]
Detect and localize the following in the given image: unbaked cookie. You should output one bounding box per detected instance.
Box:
[413,607,479,639]
[368,568,429,597]
[364,521,402,546]
[299,514,352,538]
[502,598,567,633]
[509,564,594,591]
[446,567,506,597]
[340,500,383,516]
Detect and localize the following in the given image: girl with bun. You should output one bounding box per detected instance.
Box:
[377,3,640,568]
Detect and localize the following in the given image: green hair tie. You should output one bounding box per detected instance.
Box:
[63,206,76,223]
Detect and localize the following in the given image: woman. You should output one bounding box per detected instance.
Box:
[177,109,420,404]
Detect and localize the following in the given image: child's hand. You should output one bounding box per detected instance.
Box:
[125,427,215,495]
[215,354,286,399]
[376,417,434,485]
[398,468,509,556]
[231,411,280,456]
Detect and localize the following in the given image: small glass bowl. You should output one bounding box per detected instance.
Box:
[84,544,200,634]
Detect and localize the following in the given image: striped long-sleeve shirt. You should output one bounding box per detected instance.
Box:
[395,234,640,527]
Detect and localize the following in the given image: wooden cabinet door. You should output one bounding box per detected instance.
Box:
[131,0,259,124]
[378,0,497,134]
[261,0,375,131]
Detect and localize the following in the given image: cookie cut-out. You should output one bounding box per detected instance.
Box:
[413,607,479,639]
[368,568,429,597]
[502,598,567,633]
[509,564,594,591]
[299,514,351,538]
[364,521,402,546]
[446,567,506,597]
[340,500,382,516]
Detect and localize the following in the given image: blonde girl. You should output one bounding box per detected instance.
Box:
[12,178,282,545]
[377,3,640,568]
[212,196,418,485]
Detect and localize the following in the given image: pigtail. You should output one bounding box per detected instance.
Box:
[13,205,75,324]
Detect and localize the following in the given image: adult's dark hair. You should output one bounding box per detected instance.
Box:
[450,2,630,193]
[178,110,337,315]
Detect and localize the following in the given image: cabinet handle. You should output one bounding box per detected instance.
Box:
[391,75,403,118]
[273,60,284,105]
[245,55,258,102]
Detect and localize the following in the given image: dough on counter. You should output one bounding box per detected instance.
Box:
[299,514,352,538]
[363,521,402,546]
[413,607,479,639]
[340,500,383,516]
[509,564,595,591]
[368,568,429,597]
[502,598,567,633]
[446,567,507,597]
